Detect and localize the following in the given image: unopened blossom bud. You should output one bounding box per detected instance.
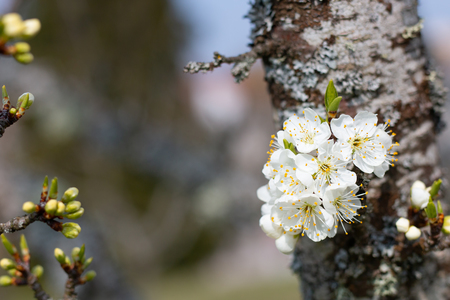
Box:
[13,53,34,64]
[1,234,17,256]
[14,42,30,54]
[83,257,93,269]
[396,217,410,233]
[45,199,58,215]
[55,202,66,216]
[20,235,29,258]
[0,275,12,286]
[54,248,66,264]
[259,215,283,239]
[31,265,43,279]
[61,188,79,203]
[83,270,96,282]
[9,108,16,115]
[0,259,15,270]
[405,226,421,240]
[411,180,426,190]
[411,188,430,209]
[22,19,41,38]
[442,216,450,235]
[65,256,71,266]
[72,247,80,262]
[275,234,298,255]
[48,178,58,199]
[22,201,36,213]
[65,201,81,214]
[62,223,81,239]
[7,269,16,277]
[17,93,34,110]
[2,13,24,37]
[65,207,84,220]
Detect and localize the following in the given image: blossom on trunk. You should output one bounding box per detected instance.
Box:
[284,108,331,154]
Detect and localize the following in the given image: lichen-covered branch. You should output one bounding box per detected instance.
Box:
[0,212,63,236]
[183,42,274,83]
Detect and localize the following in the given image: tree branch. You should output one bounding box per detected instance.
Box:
[28,273,52,300]
[0,212,63,236]
[183,42,273,83]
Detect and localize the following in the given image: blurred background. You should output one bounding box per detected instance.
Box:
[0,0,448,299]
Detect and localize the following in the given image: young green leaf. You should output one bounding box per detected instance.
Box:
[324,80,338,109]
[327,96,342,112]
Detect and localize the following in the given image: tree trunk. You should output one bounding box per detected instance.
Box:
[248,0,448,299]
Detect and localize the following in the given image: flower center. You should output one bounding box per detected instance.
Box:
[350,135,368,150]
[303,132,316,144]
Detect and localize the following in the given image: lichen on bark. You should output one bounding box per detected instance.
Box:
[247,0,448,299]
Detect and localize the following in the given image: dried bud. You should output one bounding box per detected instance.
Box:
[54,248,66,265]
[0,259,15,270]
[45,199,58,215]
[405,226,421,240]
[65,201,81,214]
[61,187,79,203]
[65,207,84,220]
[22,201,36,214]
[395,217,410,233]
[31,265,44,279]
[0,275,12,286]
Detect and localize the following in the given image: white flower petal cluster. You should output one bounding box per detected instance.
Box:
[410,180,430,209]
[258,108,395,254]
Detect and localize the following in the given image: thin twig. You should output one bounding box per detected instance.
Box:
[0,212,63,235]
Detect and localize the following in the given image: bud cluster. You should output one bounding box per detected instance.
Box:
[0,13,41,64]
[0,234,44,287]
[22,176,84,239]
[54,245,96,284]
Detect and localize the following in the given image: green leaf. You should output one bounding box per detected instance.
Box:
[328,96,342,112]
[429,179,442,198]
[425,198,437,219]
[318,115,326,123]
[283,139,289,149]
[437,200,443,214]
[289,143,298,155]
[324,80,338,110]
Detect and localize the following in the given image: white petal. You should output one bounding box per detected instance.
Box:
[411,180,426,190]
[257,185,271,202]
[260,215,283,239]
[354,111,378,136]
[354,154,374,173]
[373,162,390,178]
[374,128,392,147]
[275,234,298,254]
[411,188,430,208]
[261,204,272,216]
[331,114,353,140]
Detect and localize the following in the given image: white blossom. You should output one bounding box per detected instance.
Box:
[331,111,390,174]
[405,226,421,240]
[284,108,331,153]
[275,234,298,254]
[271,193,333,242]
[395,217,410,233]
[372,124,398,178]
[411,184,430,209]
[322,183,366,236]
[259,214,283,239]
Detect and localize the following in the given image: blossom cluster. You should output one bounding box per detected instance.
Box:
[258,108,397,254]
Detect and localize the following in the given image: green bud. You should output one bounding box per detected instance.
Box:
[1,235,17,256]
[65,207,84,220]
[54,248,66,265]
[324,80,338,110]
[437,200,443,214]
[327,96,342,112]
[45,199,58,215]
[83,270,96,282]
[14,42,30,54]
[22,201,36,214]
[9,108,16,115]
[83,257,93,269]
[61,188,79,203]
[55,202,66,216]
[0,275,12,286]
[7,269,16,277]
[63,222,81,232]
[0,259,15,270]
[31,265,43,279]
[43,176,48,188]
[62,223,81,239]
[65,201,81,214]
[443,216,450,235]
[65,256,71,266]
[425,198,437,220]
[79,244,85,263]
[72,247,80,262]
[429,179,442,198]
[17,93,34,110]
[48,178,58,199]
[20,235,29,258]
[2,85,9,106]
[13,53,34,64]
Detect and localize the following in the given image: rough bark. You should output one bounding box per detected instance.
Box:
[247,0,448,299]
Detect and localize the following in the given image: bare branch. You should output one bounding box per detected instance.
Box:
[0,212,63,236]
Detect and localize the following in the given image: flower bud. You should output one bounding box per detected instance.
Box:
[83,257,93,269]
[55,202,66,216]
[405,226,421,240]
[395,217,410,233]
[65,256,71,266]
[20,235,29,258]
[22,19,41,38]
[259,215,282,239]
[13,53,34,64]
[31,265,43,279]
[0,259,15,270]
[66,208,84,220]
[9,108,16,115]
[83,270,96,282]
[72,247,80,262]
[275,234,298,255]
[411,188,430,209]
[411,180,426,190]
[442,216,450,235]
[61,188,79,203]
[62,223,81,239]
[7,269,16,277]
[17,93,34,110]
[2,13,24,37]
[0,275,12,286]
[54,248,66,265]
[22,201,36,213]
[1,234,17,256]
[65,201,81,214]
[48,177,58,199]
[45,199,58,215]
[14,42,30,54]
